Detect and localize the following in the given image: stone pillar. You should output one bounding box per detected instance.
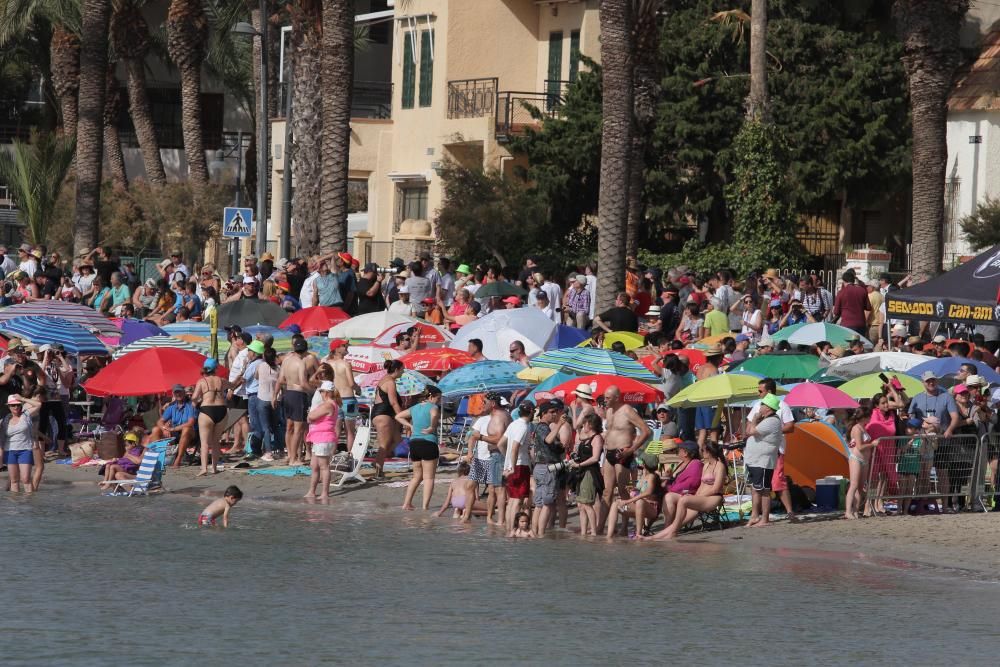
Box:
[841,246,891,285]
[353,231,373,264]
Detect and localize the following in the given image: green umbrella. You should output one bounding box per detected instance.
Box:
[473,281,528,299]
[806,368,847,387]
[770,322,872,348]
[838,372,922,399]
[734,353,820,380]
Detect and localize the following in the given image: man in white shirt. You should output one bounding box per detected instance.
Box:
[539,272,562,313]
[0,246,16,275]
[500,401,533,532]
[436,257,456,307]
[585,265,597,320]
[534,290,557,322]
[746,377,797,520]
[298,256,320,309]
[170,252,190,280]
[387,285,413,315]
[226,331,252,452]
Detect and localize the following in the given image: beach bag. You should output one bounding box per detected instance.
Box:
[70,440,96,462]
[97,431,124,460]
[394,438,410,458]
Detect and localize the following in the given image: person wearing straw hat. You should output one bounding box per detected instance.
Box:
[569,383,596,434]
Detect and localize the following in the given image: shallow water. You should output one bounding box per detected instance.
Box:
[3,487,999,666]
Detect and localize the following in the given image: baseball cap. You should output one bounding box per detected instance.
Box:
[171,384,186,394]
[276,281,291,292]
[329,338,348,351]
[124,432,140,443]
[677,440,699,455]
[398,285,410,294]
[338,252,353,265]
[503,296,522,306]
[203,358,219,371]
[535,290,548,300]
[890,324,907,337]
[932,334,947,344]
[363,262,378,274]
[761,393,781,411]
[484,391,503,403]
[248,341,266,355]
[239,332,253,345]
[242,276,257,284]
[921,370,939,382]
[319,380,336,392]
[292,337,308,353]
[421,297,435,305]
[735,334,750,343]
[907,417,922,428]
[954,383,970,395]
[769,298,782,308]
[6,395,21,405]
[538,399,564,413]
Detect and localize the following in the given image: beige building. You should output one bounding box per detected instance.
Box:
[271,0,601,264]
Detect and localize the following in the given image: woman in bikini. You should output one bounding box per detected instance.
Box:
[646,441,726,539]
[371,359,405,478]
[191,358,229,476]
[568,413,605,536]
[844,405,875,519]
[605,453,662,538]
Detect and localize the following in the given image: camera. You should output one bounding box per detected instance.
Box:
[546,460,571,473]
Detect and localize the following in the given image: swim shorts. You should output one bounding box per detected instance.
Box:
[469,457,490,483]
[605,449,634,467]
[771,454,787,492]
[532,465,557,507]
[695,406,720,431]
[747,466,774,492]
[197,513,216,527]
[4,449,33,465]
[487,452,504,487]
[311,442,335,457]
[283,390,309,422]
[505,464,531,499]
[409,438,440,462]
[341,398,359,419]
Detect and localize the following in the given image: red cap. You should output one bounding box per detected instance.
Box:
[275,281,291,291]
[421,297,436,305]
[502,296,522,305]
[338,252,353,265]
[329,338,348,351]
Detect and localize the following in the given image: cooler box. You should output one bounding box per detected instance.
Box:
[815,477,840,511]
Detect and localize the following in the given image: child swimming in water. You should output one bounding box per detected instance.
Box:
[198,485,243,527]
[508,511,533,538]
[435,462,478,522]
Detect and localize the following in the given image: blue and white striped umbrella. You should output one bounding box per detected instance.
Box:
[0,316,109,355]
[0,301,119,336]
[113,334,206,360]
[530,347,658,381]
[162,322,213,337]
[438,360,531,398]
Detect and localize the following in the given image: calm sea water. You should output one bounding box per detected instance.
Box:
[3,484,999,666]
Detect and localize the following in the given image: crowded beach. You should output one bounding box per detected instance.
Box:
[3,243,1000,544]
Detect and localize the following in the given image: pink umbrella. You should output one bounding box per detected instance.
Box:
[784,383,859,410]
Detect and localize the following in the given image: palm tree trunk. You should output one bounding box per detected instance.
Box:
[124,58,166,185]
[596,0,633,312]
[74,0,111,256]
[49,25,80,140]
[104,70,128,189]
[625,138,645,259]
[178,64,209,185]
[289,0,323,255]
[896,0,968,282]
[319,0,355,254]
[626,0,661,259]
[746,0,769,122]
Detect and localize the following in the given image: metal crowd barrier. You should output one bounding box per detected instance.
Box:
[864,434,980,514]
[970,433,1000,511]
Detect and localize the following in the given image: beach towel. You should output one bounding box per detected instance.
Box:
[247,466,312,477]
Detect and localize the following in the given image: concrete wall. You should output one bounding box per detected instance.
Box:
[535,0,601,87]
[945,110,1000,258]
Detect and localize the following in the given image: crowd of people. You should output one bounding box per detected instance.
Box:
[2,243,999,540]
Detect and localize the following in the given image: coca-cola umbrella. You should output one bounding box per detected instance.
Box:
[547,374,664,404]
[370,321,453,347]
[83,347,227,397]
[345,345,402,373]
[401,348,476,374]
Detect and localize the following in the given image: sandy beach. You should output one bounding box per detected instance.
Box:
[37,461,1000,577]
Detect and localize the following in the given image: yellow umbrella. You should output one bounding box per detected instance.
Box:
[601,331,645,351]
[516,366,558,382]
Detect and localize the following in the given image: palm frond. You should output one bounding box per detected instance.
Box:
[708,9,750,45]
[0,130,76,244]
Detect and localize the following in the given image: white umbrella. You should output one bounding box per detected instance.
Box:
[823,352,927,379]
[345,345,402,373]
[327,312,417,340]
[449,308,557,360]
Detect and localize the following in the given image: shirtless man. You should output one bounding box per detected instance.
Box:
[465,392,512,525]
[599,385,652,533]
[694,345,724,449]
[326,338,360,449]
[569,384,596,435]
[275,336,319,466]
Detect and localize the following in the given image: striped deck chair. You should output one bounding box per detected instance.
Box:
[99,440,169,496]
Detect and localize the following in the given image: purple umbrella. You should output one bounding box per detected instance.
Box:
[119,319,167,346]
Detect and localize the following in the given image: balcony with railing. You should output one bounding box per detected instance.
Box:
[447,78,498,119]
[277,79,392,120]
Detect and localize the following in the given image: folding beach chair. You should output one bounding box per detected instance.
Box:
[330,425,370,489]
[440,396,472,453]
[99,443,166,497]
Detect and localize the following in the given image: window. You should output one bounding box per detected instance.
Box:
[547,31,563,109]
[402,186,428,220]
[402,32,416,109]
[419,30,434,107]
[116,88,224,150]
[569,30,581,82]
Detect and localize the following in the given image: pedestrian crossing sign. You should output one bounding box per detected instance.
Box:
[223,207,253,238]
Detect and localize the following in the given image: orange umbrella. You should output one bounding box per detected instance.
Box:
[783,421,849,488]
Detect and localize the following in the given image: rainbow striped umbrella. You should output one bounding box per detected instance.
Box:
[0,301,119,336]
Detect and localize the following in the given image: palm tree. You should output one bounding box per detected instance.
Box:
[166,0,210,186]
[626,0,661,259]
[746,0,769,122]
[0,132,76,244]
[110,0,166,184]
[319,0,354,254]
[895,0,969,282]
[0,1,82,138]
[104,66,128,188]
[74,0,110,255]
[596,0,633,312]
[288,0,322,254]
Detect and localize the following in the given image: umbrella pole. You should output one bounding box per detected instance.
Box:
[209,308,219,361]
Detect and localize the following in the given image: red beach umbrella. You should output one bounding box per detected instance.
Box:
[547,374,664,404]
[83,347,227,397]
[280,306,350,336]
[401,348,476,373]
